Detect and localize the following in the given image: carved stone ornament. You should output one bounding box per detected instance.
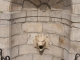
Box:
[34,34,50,52]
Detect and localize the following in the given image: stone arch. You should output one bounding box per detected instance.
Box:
[10,0,72,12]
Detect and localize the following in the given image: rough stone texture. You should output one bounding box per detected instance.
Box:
[11,23,22,35]
[11,46,18,58]
[50,10,62,18]
[26,17,37,21]
[70,28,80,41]
[22,22,42,33]
[72,4,80,14]
[49,34,59,46]
[0,25,10,37]
[11,34,27,47]
[33,54,52,60]
[38,17,50,21]
[0,0,10,12]
[11,11,26,19]
[19,45,38,55]
[59,36,70,50]
[27,10,37,17]
[51,18,62,22]
[44,46,63,58]
[12,18,26,23]
[71,23,80,28]
[27,33,38,44]
[38,10,50,17]
[43,22,64,35]
[69,54,75,60]
[71,15,80,22]
[16,54,32,60]
[0,38,10,49]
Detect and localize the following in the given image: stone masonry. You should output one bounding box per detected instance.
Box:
[0,0,80,60]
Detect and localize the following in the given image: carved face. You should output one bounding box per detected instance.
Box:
[34,34,49,52]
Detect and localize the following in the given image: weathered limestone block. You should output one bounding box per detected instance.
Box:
[12,18,26,23]
[0,20,11,25]
[11,3,22,11]
[64,25,70,38]
[0,25,10,37]
[11,46,18,58]
[22,22,42,33]
[16,54,32,60]
[11,0,24,4]
[12,23,22,35]
[23,1,37,10]
[71,15,80,22]
[27,33,38,44]
[49,34,59,46]
[63,49,69,60]
[71,23,80,28]
[33,54,52,60]
[27,10,37,17]
[69,41,80,54]
[0,0,10,12]
[62,19,71,26]
[72,4,80,14]
[0,13,11,19]
[72,0,80,4]
[11,34,27,47]
[62,10,71,20]
[12,58,16,60]
[2,49,10,57]
[59,36,70,50]
[53,57,61,60]
[19,45,38,55]
[0,38,10,49]
[11,11,26,19]
[44,46,63,58]
[38,17,50,21]
[26,17,37,21]
[50,10,62,18]
[38,10,50,16]
[69,54,75,60]
[43,22,64,35]
[70,28,80,41]
[51,18,62,22]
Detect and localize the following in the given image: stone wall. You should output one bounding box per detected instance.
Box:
[0,0,80,60]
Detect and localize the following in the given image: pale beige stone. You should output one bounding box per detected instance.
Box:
[22,22,42,33]
[49,34,59,46]
[11,46,18,58]
[72,4,80,14]
[27,33,38,44]
[0,0,10,12]
[69,54,75,60]
[71,23,80,28]
[16,54,32,60]
[53,57,61,60]
[50,10,62,18]
[38,10,50,16]
[19,45,38,55]
[70,28,80,41]
[27,10,37,16]
[33,54,52,60]
[44,46,63,58]
[26,17,37,21]
[0,25,10,37]
[11,11,26,19]
[12,23,22,35]
[0,20,11,25]
[0,38,10,49]
[63,49,69,60]
[52,18,62,22]
[59,36,70,50]
[43,22,64,35]
[0,13,11,19]
[38,17,50,21]
[11,34,27,47]
[13,18,26,23]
